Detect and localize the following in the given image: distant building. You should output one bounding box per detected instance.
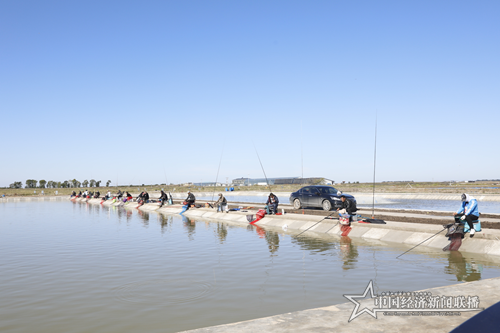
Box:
[232,177,334,186]
[192,182,226,186]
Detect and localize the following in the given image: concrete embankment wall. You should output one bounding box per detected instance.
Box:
[77,197,500,258]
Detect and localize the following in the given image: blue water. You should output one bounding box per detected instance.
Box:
[2,200,500,333]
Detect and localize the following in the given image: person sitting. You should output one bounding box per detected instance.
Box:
[137,191,149,208]
[71,191,76,198]
[214,193,228,213]
[117,190,123,201]
[185,191,196,207]
[266,193,279,215]
[337,195,357,222]
[159,190,169,207]
[124,191,132,202]
[94,191,100,199]
[454,193,479,237]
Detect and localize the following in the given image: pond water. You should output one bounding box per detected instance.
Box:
[1,201,500,333]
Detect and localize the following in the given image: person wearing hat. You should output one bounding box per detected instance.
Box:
[214,193,228,213]
[185,190,196,207]
[266,193,279,215]
[454,193,479,237]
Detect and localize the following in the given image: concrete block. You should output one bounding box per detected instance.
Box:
[460,238,495,255]
[298,222,318,230]
[403,232,434,246]
[326,224,341,235]
[426,235,450,249]
[311,222,335,234]
[361,228,391,240]
[287,220,309,230]
[380,230,414,243]
[346,226,370,238]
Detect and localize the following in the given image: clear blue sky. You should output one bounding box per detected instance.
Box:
[1,0,499,187]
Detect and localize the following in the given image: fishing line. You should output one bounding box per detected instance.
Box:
[163,168,173,204]
[211,143,225,203]
[252,140,272,192]
[396,228,446,259]
[324,221,340,234]
[372,112,377,219]
[295,212,339,237]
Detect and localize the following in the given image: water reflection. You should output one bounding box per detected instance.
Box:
[265,230,280,254]
[137,210,150,227]
[446,251,483,282]
[182,215,196,240]
[291,236,337,254]
[157,214,173,234]
[216,223,227,244]
[339,236,359,271]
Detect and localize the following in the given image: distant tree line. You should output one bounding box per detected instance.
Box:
[9,179,113,189]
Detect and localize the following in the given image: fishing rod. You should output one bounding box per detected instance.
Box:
[252,141,272,193]
[163,168,173,205]
[396,227,446,259]
[295,211,339,237]
[211,143,225,204]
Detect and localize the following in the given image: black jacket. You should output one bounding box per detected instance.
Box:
[340,199,356,215]
[186,193,195,204]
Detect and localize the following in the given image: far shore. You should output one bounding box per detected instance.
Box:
[2,180,500,199]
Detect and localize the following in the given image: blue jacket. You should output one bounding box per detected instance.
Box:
[457,199,479,216]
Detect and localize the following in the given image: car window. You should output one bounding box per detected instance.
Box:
[310,187,319,194]
[302,187,310,194]
[319,187,338,195]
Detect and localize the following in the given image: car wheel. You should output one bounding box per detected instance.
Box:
[293,198,302,209]
[322,200,332,211]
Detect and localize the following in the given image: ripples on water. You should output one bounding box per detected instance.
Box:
[1,201,500,333]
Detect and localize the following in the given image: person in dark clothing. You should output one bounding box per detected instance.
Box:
[185,191,196,207]
[71,191,76,197]
[94,191,100,199]
[137,192,144,203]
[337,195,357,220]
[137,191,149,208]
[266,193,279,215]
[117,190,123,200]
[159,190,169,207]
[124,192,132,202]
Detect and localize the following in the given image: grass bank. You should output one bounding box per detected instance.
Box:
[2,180,499,198]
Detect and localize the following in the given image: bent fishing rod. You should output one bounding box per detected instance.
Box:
[211,143,225,204]
[163,168,173,204]
[252,141,272,193]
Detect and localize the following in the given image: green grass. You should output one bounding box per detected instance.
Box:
[2,180,499,197]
